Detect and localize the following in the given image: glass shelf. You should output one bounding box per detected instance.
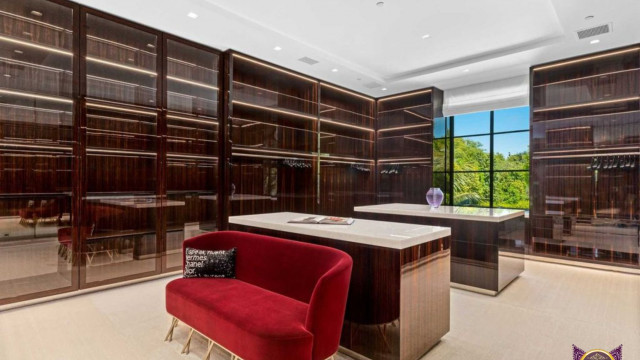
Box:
[320,133,373,159]
[231,116,316,154]
[0,58,72,97]
[232,81,316,118]
[0,8,73,53]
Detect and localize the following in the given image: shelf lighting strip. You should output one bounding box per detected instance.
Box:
[403,109,431,120]
[533,146,640,155]
[86,57,157,76]
[0,142,71,151]
[532,109,640,123]
[167,76,218,90]
[320,83,374,102]
[167,153,218,161]
[87,148,157,157]
[233,152,310,161]
[167,57,218,73]
[378,161,431,165]
[545,126,592,133]
[167,114,218,125]
[319,132,374,142]
[320,155,374,163]
[232,147,316,158]
[533,47,640,71]
[87,102,157,116]
[533,68,640,88]
[0,35,72,56]
[233,54,316,83]
[320,159,374,165]
[234,81,315,105]
[232,100,318,120]
[0,57,70,73]
[378,157,431,163]
[377,123,431,133]
[319,118,374,132]
[378,89,431,102]
[0,89,72,104]
[403,135,432,144]
[319,103,375,119]
[533,151,640,160]
[232,117,314,133]
[533,97,640,112]
[378,103,432,115]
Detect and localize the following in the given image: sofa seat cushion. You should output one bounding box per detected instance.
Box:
[166,278,313,360]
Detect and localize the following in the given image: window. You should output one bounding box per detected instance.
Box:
[433,106,529,209]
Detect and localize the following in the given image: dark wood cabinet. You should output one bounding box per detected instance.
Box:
[530,45,640,268]
[377,88,443,204]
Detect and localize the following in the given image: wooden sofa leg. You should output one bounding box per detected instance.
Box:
[203,340,214,360]
[181,328,194,354]
[164,317,178,342]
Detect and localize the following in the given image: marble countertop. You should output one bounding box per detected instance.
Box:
[354,203,525,222]
[229,212,451,249]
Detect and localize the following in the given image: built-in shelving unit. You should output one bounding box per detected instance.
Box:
[530,45,640,267]
[376,88,443,204]
[318,83,376,216]
[0,0,76,302]
[228,53,318,216]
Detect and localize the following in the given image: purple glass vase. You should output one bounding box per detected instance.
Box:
[426,187,444,208]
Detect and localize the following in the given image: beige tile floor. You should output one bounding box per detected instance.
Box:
[0,260,638,360]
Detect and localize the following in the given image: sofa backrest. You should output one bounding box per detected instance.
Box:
[182,230,348,304]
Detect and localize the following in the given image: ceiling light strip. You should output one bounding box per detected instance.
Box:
[167,76,218,90]
[233,54,316,83]
[86,57,157,76]
[0,88,72,104]
[0,35,72,56]
[533,47,640,71]
[533,97,640,112]
[378,89,432,102]
[232,100,318,120]
[378,123,431,133]
[320,118,374,132]
[320,83,375,102]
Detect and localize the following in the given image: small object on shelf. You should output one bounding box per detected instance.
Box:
[288,216,354,225]
[426,187,444,208]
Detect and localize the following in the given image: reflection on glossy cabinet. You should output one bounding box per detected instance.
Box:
[530,44,640,268]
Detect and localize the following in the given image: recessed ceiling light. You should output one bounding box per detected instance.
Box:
[381,87,387,91]
[331,68,338,72]
[273,46,282,51]
[585,15,594,20]
[187,12,199,19]
[590,39,600,44]
[422,34,431,39]
[376,2,384,7]
[30,10,43,17]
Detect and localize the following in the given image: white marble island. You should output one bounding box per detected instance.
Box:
[229,212,452,360]
[354,203,526,295]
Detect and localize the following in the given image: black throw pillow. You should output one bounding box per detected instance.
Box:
[184,247,237,278]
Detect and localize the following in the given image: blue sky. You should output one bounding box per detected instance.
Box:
[434,106,530,156]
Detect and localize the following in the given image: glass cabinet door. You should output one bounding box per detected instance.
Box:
[0,0,75,303]
[165,38,220,270]
[82,12,159,285]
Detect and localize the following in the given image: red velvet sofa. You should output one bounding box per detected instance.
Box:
[165,231,353,360]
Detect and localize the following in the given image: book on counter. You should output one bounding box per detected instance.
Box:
[288,216,355,225]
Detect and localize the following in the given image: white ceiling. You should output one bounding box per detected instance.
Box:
[74,0,640,97]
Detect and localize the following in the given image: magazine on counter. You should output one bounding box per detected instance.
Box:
[288,216,355,225]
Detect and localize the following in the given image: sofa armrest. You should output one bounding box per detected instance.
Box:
[304,256,352,360]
